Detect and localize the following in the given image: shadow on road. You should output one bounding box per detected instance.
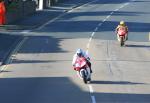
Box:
[0,76,149,103]
[94,92,150,103]
[12,59,72,64]
[62,11,147,19]
[0,33,23,65]
[37,20,150,33]
[0,77,90,103]
[92,0,150,4]
[91,80,146,85]
[92,0,130,4]
[18,36,68,53]
[125,44,150,48]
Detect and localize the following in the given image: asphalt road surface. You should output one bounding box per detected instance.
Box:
[0,0,150,103]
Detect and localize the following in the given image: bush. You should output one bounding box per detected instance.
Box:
[6,1,20,12]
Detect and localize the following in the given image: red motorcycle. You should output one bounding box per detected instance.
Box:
[117,29,127,46]
[74,57,91,84]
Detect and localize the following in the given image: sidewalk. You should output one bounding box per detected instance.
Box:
[0,0,92,32]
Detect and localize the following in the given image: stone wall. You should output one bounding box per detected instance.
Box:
[6,1,36,24]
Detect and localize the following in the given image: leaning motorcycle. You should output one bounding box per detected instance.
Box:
[74,57,91,84]
[117,29,127,46]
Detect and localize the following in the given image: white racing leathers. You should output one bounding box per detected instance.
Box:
[72,50,90,66]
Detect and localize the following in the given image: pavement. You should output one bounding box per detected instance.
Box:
[0,0,92,66]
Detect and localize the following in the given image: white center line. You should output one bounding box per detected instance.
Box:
[21,30,30,34]
[91,96,96,103]
[124,2,129,6]
[98,23,102,27]
[106,15,111,19]
[103,18,107,22]
[94,27,98,32]
[89,85,94,93]
[86,2,131,103]
[88,85,96,103]
[119,5,125,9]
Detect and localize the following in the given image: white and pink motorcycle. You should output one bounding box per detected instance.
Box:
[117,29,128,46]
[74,57,91,84]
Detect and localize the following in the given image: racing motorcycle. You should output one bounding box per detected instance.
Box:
[117,29,127,46]
[74,57,91,84]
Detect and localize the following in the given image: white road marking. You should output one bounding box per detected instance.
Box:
[88,85,94,93]
[119,5,125,9]
[86,2,131,103]
[0,65,7,73]
[87,43,90,50]
[91,32,95,37]
[86,32,95,51]
[21,30,30,34]
[103,18,107,22]
[124,3,129,6]
[98,23,102,26]
[88,85,96,103]
[94,27,98,32]
[91,96,96,103]
[110,11,114,15]
[9,37,28,63]
[106,15,111,19]
[115,8,119,11]
[89,37,92,43]
[0,37,28,73]
[0,28,29,73]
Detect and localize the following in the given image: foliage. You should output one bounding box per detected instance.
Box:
[6,1,20,12]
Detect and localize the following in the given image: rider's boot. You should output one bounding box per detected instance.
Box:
[90,68,93,73]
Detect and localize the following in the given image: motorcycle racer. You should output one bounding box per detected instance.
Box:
[115,21,128,41]
[72,49,92,73]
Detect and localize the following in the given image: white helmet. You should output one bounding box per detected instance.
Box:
[76,49,83,57]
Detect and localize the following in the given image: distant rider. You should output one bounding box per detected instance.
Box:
[72,49,92,73]
[115,21,128,40]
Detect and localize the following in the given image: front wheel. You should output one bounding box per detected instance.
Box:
[81,71,87,84]
[120,37,124,46]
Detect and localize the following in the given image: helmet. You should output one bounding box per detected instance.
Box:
[76,49,83,57]
[120,21,125,26]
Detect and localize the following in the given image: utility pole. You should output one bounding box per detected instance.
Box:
[39,0,44,10]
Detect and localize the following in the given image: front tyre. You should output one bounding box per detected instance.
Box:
[81,71,87,84]
[120,37,124,46]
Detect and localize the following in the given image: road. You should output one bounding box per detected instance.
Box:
[0,0,150,103]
